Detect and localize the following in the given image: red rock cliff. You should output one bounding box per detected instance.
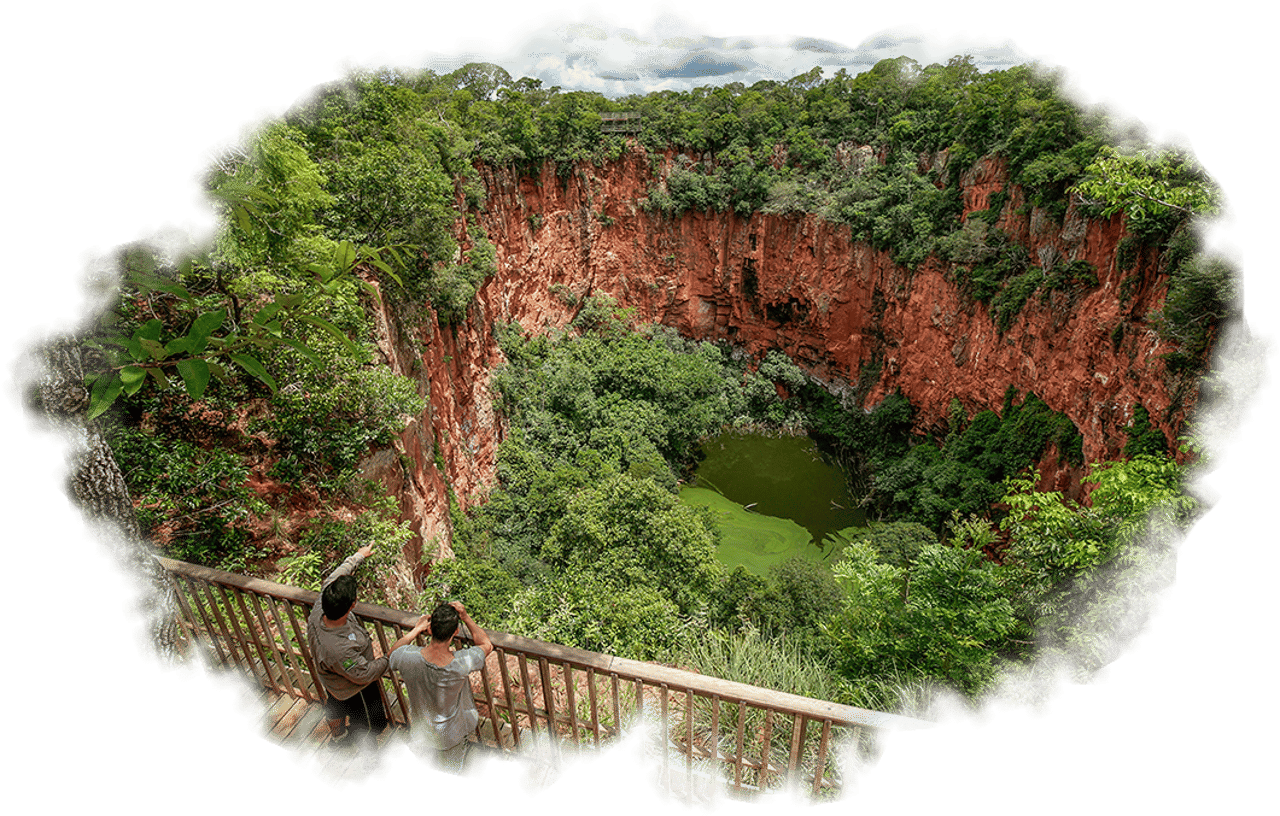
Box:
[366,143,1192,556]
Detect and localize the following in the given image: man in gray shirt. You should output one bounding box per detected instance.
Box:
[308,545,427,747]
[389,600,493,771]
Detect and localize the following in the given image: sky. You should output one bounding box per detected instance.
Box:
[358,1,1049,98]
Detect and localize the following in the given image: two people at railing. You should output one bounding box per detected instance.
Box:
[307,544,494,770]
[308,545,428,747]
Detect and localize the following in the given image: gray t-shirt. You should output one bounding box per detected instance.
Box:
[390,644,486,750]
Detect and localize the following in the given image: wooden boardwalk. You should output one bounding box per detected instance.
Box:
[163,557,925,794]
[253,676,511,779]
[254,679,412,778]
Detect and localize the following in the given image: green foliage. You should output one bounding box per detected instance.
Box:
[277,549,326,592]
[947,226,1031,304]
[827,535,1017,695]
[708,555,845,657]
[543,474,723,615]
[870,392,1082,531]
[84,234,402,421]
[1073,147,1219,240]
[297,500,415,605]
[999,455,1195,671]
[108,423,268,569]
[547,283,577,306]
[447,315,817,648]
[1123,404,1168,457]
[504,574,686,661]
[420,555,522,627]
[92,113,428,584]
[677,626,840,713]
[1042,259,1099,296]
[261,360,425,487]
[1151,251,1237,373]
[850,521,938,569]
[990,266,1045,332]
[364,55,1115,275]
[209,122,336,272]
[413,227,499,325]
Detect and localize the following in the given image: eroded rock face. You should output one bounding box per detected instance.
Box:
[366,144,1191,556]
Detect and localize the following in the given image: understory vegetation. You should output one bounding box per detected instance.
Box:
[83,55,1227,716]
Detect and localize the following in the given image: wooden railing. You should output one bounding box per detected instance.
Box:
[600,111,642,133]
[159,557,927,796]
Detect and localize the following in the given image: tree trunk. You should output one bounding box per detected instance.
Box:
[34,336,181,657]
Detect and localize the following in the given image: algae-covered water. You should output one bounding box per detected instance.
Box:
[679,430,865,575]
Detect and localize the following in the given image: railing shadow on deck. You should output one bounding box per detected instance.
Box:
[158,556,928,798]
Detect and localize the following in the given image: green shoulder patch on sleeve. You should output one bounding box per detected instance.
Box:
[342,658,357,670]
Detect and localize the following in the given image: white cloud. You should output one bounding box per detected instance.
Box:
[363,2,1059,98]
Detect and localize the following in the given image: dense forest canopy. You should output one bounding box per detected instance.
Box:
[73,55,1229,714]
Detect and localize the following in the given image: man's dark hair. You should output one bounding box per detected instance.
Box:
[322,575,357,621]
[430,603,460,643]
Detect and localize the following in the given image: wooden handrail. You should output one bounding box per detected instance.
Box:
[158,556,927,795]
[158,558,918,730]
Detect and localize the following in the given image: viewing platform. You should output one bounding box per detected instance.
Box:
[160,557,927,796]
[600,112,643,133]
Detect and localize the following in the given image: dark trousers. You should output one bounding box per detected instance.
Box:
[324,682,388,735]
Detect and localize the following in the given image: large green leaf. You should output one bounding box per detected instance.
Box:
[333,240,357,275]
[229,353,278,392]
[252,302,284,326]
[177,358,211,400]
[299,313,358,355]
[138,338,167,361]
[187,309,226,353]
[136,319,164,342]
[135,270,193,303]
[210,176,280,226]
[374,261,403,287]
[231,204,253,233]
[125,245,155,274]
[86,371,124,420]
[306,262,335,281]
[280,337,322,367]
[120,365,147,396]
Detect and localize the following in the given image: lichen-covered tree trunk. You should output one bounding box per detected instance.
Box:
[35,337,181,657]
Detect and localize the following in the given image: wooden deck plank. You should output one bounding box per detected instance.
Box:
[243,690,286,736]
[353,726,407,787]
[319,737,370,778]
[299,711,336,756]
[279,702,329,752]
[252,695,307,746]
[271,696,312,741]
[232,685,272,721]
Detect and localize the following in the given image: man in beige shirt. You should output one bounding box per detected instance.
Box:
[307,545,427,747]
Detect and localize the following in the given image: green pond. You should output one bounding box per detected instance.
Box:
[679,431,865,576]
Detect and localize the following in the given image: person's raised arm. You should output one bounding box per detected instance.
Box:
[451,601,493,657]
[323,544,375,586]
[388,615,431,654]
